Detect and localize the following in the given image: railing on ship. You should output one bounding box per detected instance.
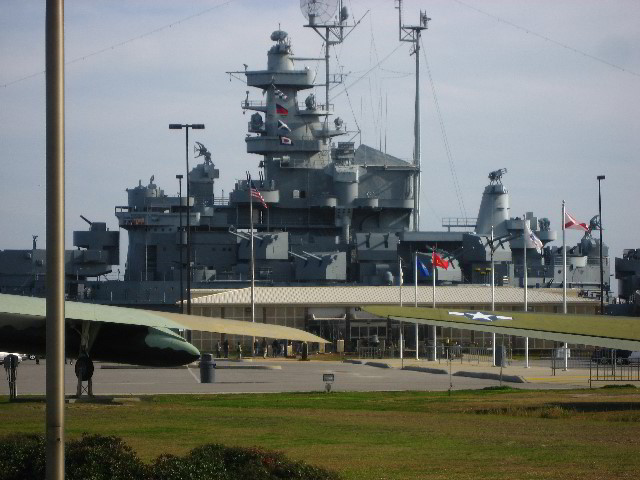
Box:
[442,217,477,232]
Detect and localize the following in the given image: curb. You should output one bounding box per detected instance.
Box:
[453,371,525,383]
[365,361,392,369]
[402,366,448,375]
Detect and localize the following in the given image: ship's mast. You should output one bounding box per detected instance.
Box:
[397,0,430,231]
[303,0,356,147]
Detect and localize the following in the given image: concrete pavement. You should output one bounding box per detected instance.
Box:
[2,355,625,398]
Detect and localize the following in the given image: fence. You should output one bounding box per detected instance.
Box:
[356,345,495,365]
[589,350,640,386]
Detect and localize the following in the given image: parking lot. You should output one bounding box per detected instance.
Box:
[1,356,615,398]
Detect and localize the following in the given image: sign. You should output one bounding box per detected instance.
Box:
[323,373,335,383]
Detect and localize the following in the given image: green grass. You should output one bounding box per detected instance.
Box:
[2,388,640,479]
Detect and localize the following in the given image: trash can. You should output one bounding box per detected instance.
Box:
[301,342,309,361]
[199,353,216,383]
[495,346,506,367]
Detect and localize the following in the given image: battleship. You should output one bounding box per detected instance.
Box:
[0,2,613,311]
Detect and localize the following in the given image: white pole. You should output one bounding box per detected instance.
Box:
[250,179,255,353]
[491,225,495,311]
[432,254,436,309]
[414,251,418,308]
[250,184,255,325]
[399,321,403,360]
[414,252,418,360]
[524,214,529,368]
[432,253,436,361]
[564,341,568,371]
[491,225,496,367]
[562,201,568,371]
[562,200,567,314]
[399,256,403,307]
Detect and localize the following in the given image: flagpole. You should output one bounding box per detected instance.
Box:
[414,251,418,308]
[399,256,403,307]
[432,252,437,361]
[561,201,569,371]
[491,225,496,367]
[432,253,436,309]
[562,200,566,314]
[414,252,418,361]
[250,178,255,350]
[523,214,529,368]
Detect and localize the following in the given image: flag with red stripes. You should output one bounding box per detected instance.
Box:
[250,187,268,209]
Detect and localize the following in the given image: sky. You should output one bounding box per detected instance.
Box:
[0,0,638,293]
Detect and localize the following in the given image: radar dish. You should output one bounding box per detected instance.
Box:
[300,0,338,25]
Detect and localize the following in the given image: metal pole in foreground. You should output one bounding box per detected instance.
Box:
[176,175,184,313]
[169,124,205,324]
[45,1,65,478]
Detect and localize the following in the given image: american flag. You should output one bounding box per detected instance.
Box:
[250,187,268,209]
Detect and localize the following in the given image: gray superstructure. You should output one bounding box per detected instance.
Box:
[0,27,611,309]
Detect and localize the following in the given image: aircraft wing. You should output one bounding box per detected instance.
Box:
[361,305,640,351]
[0,294,327,367]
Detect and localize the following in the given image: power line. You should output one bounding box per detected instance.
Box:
[331,42,407,102]
[452,0,640,79]
[2,0,235,88]
[421,39,467,220]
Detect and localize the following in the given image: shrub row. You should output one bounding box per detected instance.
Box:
[0,434,340,480]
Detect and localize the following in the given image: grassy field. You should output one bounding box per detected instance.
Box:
[2,387,640,479]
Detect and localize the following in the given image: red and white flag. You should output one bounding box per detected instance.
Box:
[276,103,288,115]
[250,187,268,209]
[564,212,588,231]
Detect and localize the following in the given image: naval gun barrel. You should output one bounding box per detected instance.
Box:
[79,215,92,226]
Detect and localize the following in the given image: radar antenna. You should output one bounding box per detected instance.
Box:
[301,0,364,149]
[300,0,338,25]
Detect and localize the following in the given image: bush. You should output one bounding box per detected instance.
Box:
[0,434,46,480]
[0,434,340,480]
[65,434,149,480]
[150,444,340,480]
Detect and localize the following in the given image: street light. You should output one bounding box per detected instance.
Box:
[169,123,205,319]
[597,175,605,315]
[176,174,184,313]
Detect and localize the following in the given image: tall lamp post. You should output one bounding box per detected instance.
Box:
[169,123,205,319]
[176,174,184,313]
[597,175,605,315]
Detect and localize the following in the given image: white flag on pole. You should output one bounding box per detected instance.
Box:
[524,220,543,254]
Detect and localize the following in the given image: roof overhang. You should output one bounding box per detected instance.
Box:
[361,305,640,351]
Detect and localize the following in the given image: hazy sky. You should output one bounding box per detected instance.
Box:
[1,0,638,291]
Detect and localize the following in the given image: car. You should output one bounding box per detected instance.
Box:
[0,352,23,364]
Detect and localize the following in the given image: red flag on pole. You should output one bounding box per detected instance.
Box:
[564,212,588,231]
[432,253,449,270]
